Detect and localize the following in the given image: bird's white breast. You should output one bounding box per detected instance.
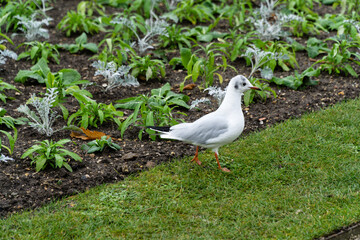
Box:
[205,109,244,148]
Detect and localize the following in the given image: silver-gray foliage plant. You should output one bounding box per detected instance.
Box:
[190,98,211,110]
[190,86,226,109]
[205,86,226,106]
[14,13,52,41]
[0,41,17,68]
[17,88,60,137]
[250,0,303,40]
[111,11,168,54]
[244,45,288,79]
[92,60,139,91]
[0,152,14,162]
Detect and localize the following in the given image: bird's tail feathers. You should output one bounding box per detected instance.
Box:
[146,126,170,133]
[146,126,184,141]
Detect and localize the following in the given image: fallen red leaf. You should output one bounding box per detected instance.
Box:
[70,127,111,140]
[182,83,197,90]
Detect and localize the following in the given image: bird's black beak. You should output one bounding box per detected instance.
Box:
[250,86,261,90]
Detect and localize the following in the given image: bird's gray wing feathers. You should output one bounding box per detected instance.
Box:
[168,117,228,145]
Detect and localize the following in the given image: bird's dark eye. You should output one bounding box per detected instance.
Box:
[242,83,246,86]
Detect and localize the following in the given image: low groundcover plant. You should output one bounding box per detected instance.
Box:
[21,138,82,172]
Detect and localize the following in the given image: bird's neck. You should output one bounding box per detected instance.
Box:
[217,90,243,113]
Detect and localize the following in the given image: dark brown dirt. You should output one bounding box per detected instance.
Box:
[1,0,359,228]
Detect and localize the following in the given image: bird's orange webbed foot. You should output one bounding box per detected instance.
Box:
[191,156,202,166]
[191,146,202,166]
[215,153,231,172]
[220,167,231,173]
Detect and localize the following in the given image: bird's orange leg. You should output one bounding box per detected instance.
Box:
[215,153,231,172]
[191,146,202,166]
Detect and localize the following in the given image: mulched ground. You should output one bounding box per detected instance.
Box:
[1,0,359,223]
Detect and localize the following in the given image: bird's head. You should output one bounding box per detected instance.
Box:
[229,75,260,93]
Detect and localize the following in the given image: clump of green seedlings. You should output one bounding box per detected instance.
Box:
[17,41,60,64]
[67,96,123,129]
[314,35,360,77]
[171,42,234,90]
[242,45,281,105]
[58,33,98,53]
[115,83,190,140]
[21,139,82,172]
[0,107,25,158]
[81,136,121,153]
[57,1,105,36]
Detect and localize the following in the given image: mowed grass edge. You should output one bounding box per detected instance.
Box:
[1,98,360,239]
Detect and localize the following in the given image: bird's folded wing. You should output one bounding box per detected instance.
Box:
[167,117,228,145]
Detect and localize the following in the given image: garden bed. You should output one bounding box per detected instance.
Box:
[0,0,359,225]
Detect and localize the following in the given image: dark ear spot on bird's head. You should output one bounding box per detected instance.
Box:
[234,83,239,89]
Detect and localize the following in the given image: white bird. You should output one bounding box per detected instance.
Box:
[147,75,260,172]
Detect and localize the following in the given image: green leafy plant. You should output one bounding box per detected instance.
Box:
[115,83,189,140]
[77,0,105,17]
[91,37,134,66]
[0,78,20,103]
[160,24,193,49]
[81,135,121,153]
[173,43,233,90]
[17,41,60,64]
[0,0,36,32]
[0,107,22,156]
[241,45,281,105]
[255,40,299,72]
[330,0,360,15]
[14,58,90,119]
[0,127,17,156]
[44,69,90,119]
[14,58,84,86]
[225,31,255,62]
[21,139,82,172]
[306,37,329,58]
[58,32,98,53]
[337,20,360,41]
[314,35,360,77]
[68,98,123,129]
[243,77,277,107]
[44,67,88,100]
[57,6,104,36]
[0,32,13,48]
[108,13,145,42]
[222,0,253,29]
[271,67,320,90]
[287,11,327,37]
[286,0,318,16]
[163,0,215,25]
[183,20,227,43]
[129,54,166,81]
[127,0,167,19]
[0,107,26,129]
[0,107,20,156]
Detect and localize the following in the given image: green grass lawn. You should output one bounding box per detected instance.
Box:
[1,98,360,239]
